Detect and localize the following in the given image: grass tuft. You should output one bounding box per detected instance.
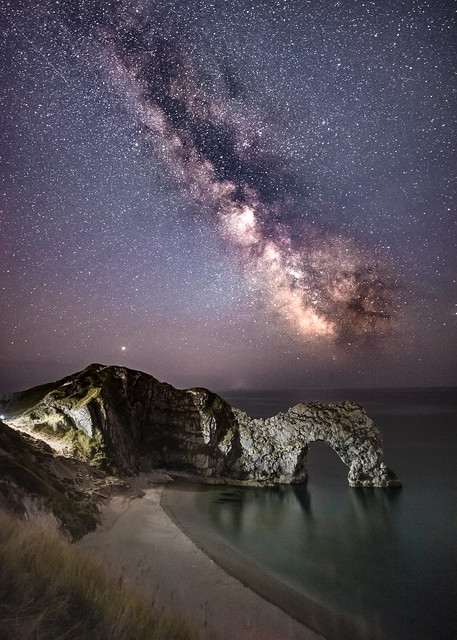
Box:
[0,507,197,640]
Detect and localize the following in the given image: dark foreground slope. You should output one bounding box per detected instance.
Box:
[0,506,197,640]
[0,418,126,539]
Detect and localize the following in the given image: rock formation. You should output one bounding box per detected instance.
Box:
[0,363,401,488]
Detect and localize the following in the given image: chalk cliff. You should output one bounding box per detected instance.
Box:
[0,363,401,487]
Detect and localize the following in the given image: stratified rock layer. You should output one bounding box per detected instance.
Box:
[0,364,401,487]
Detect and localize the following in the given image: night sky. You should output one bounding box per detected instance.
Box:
[1,0,456,395]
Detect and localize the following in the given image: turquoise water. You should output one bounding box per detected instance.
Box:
[164,388,457,640]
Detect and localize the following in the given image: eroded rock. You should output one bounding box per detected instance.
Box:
[0,364,401,487]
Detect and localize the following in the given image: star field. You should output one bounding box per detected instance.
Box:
[0,0,456,393]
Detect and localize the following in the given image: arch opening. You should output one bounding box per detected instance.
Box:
[307,440,349,482]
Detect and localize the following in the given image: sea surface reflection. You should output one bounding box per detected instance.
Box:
[164,389,457,640]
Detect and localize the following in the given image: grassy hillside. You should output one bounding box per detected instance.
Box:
[0,507,197,640]
[0,364,106,420]
[0,421,101,539]
[0,380,64,418]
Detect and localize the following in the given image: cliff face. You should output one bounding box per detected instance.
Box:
[0,364,401,487]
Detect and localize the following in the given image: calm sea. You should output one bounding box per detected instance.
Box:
[163,387,457,640]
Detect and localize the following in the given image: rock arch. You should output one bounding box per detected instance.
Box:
[228,401,401,487]
[1,364,401,488]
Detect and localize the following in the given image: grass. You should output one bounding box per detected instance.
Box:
[0,363,105,421]
[0,507,197,640]
[61,427,108,468]
[0,381,58,419]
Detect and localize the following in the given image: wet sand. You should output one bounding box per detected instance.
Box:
[77,473,324,640]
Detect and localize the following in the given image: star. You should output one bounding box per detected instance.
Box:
[0,0,455,392]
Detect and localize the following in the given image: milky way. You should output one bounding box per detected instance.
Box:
[0,0,455,392]
[97,7,396,343]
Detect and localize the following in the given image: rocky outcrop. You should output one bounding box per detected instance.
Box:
[0,364,401,487]
[233,403,400,487]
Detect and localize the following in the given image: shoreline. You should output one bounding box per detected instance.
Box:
[77,472,323,640]
[162,480,371,640]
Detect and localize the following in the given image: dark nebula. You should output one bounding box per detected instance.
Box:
[0,0,455,391]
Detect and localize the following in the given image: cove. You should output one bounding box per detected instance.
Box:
[162,397,457,640]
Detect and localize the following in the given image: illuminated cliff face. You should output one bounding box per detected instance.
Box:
[0,363,401,488]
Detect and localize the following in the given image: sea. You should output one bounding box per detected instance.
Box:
[163,387,457,640]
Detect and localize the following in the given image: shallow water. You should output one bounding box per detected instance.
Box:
[164,388,457,640]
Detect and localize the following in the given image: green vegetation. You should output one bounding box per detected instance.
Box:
[0,422,99,539]
[190,389,226,420]
[0,507,197,640]
[219,426,235,450]
[62,427,107,467]
[0,455,99,539]
[0,381,60,419]
[66,385,101,410]
[0,363,106,421]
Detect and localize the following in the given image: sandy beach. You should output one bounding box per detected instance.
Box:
[77,473,324,640]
